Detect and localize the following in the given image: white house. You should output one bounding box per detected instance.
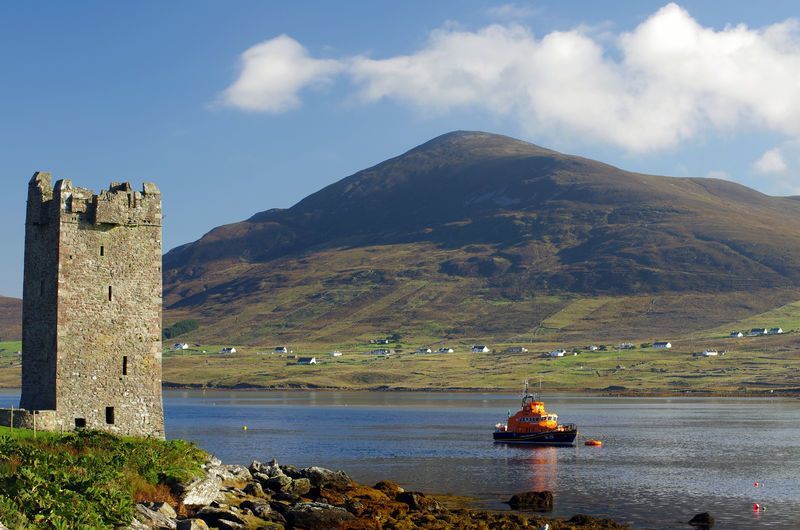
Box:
[702,350,719,357]
[416,347,432,354]
[472,345,490,353]
[330,351,343,357]
[549,349,567,357]
[376,338,390,345]
[618,342,634,349]
[587,345,600,351]
[220,347,237,354]
[750,328,768,336]
[437,347,454,353]
[297,357,317,365]
[730,331,744,338]
[768,327,784,335]
[653,342,672,349]
[505,346,528,353]
[172,343,189,351]
[371,349,391,355]
[274,346,289,353]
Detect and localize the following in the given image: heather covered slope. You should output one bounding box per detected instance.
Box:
[162,131,800,344]
[0,296,21,341]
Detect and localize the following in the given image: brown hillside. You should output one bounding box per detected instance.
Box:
[0,296,21,341]
[162,131,800,343]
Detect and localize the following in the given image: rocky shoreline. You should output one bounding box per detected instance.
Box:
[128,456,634,530]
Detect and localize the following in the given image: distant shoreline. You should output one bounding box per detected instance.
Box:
[1,383,796,398]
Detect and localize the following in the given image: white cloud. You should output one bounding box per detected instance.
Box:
[754,148,788,175]
[220,35,342,112]
[221,4,800,152]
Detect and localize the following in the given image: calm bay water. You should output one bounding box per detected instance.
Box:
[1,390,798,528]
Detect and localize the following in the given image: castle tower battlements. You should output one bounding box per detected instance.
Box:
[17,172,165,438]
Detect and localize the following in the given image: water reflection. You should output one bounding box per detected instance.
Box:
[520,446,558,492]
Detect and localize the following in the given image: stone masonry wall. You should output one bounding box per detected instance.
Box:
[20,174,164,438]
[20,173,59,411]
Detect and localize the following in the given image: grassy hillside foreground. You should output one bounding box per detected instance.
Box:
[0,428,205,528]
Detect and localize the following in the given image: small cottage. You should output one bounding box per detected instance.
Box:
[220,347,237,354]
[471,345,490,353]
[416,347,432,354]
[437,347,454,353]
[750,328,768,336]
[730,331,744,338]
[330,351,343,357]
[505,346,528,353]
[297,357,317,365]
[768,327,783,335]
[172,343,189,350]
[653,342,672,349]
[274,346,289,353]
[549,349,566,357]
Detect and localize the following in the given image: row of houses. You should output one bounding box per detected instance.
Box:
[731,327,783,337]
[693,350,725,357]
[414,347,455,354]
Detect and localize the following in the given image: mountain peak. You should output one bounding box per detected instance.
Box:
[408,130,557,160]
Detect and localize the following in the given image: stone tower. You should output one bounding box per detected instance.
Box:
[19,172,164,438]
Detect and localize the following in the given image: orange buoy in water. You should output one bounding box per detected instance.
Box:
[584,439,602,447]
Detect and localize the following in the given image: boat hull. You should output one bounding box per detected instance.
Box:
[493,428,578,446]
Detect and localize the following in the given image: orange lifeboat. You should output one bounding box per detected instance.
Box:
[584,439,603,447]
[493,381,578,446]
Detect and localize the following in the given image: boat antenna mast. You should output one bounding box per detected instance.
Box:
[522,378,536,407]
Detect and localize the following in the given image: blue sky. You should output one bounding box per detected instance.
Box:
[1,1,799,297]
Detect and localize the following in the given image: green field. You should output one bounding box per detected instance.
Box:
[4,292,800,393]
[158,336,800,393]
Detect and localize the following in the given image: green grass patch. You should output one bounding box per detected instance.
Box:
[0,429,206,528]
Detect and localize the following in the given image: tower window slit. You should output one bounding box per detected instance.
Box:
[105,407,115,425]
[108,286,112,301]
[100,245,104,256]
[122,356,128,375]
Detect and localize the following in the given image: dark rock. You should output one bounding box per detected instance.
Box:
[566,514,630,528]
[508,491,553,512]
[281,464,302,478]
[301,466,353,490]
[273,490,301,503]
[249,460,265,475]
[264,474,293,492]
[195,506,246,526]
[396,491,442,512]
[286,502,356,528]
[243,481,266,497]
[689,512,715,529]
[215,520,245,530]
[240,499,272,519]
[289,477,312,496]
[269,500,293,515]
[253,471,272,487]
[176,520,209,530]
